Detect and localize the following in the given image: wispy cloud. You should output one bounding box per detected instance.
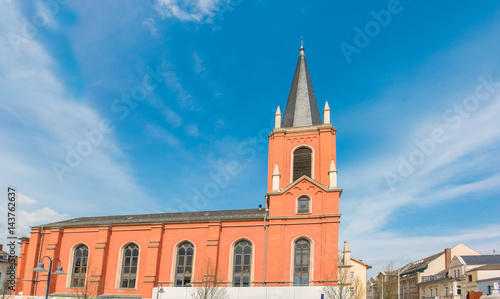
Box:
[154,0,224,23]
[193,51,205,74]
[164,70,198,110]
[142,17,160,38]
[144,123,182,147]
[185,123,200,136]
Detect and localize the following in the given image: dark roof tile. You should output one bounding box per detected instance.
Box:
[461,255,500,265]
[282,48,322,128]
[37,208,266,228]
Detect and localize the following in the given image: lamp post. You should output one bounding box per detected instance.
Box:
[31,256,66,299]
[156,283,165,299]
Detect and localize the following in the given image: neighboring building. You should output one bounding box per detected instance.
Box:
[15,46,343,299]
[399,244,480,299]
[0,244,16,296]
[419,269,457,299]
[477,277,500,297]
[339,241,372,299]
[367,277,378,299]
[462,263,500,297]
[351,258,372,299]
[376,269,399,299]
[419,256,500,299]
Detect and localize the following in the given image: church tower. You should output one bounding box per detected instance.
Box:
[265,45,342,286]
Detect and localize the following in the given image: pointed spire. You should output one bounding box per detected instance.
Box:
[329,159,337,188]
[272,163,281,191]
[282,46,322,128]
[275,105,282,129]
[329,159,336,171]
[323,100,331,124]
[273,163,280,175]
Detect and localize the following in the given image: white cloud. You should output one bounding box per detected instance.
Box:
[145,123,182,147]
[193,51,205,74]
[185,123,200,136]
[18,193,36,207]
[0,201,69,245]
[162,106,183,127]
[142,17,160,38]
[164,70,198,109]
[154,0,224,23]
[17,207,69,236]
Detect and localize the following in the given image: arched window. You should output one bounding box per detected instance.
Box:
[297,196,310,214]
[233,240,252,287]
[293,148,312,181]
[120,243,139,289]
[175,242,194,287]
[71,244,88,288]
[294,239,310,286]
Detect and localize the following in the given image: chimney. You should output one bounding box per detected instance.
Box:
[0,244,3,252]
[445,248,451,269]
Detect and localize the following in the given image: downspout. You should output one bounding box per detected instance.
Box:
[33,226,44,296]
[263,196,269,287]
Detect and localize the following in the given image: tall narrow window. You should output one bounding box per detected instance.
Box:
[293,148,312,181]
[297,196,310,213]
[294,238,310,286]
[71,244,88,288]
[120,243,139,289]
[175,242,194,287]
[233,240,252,287]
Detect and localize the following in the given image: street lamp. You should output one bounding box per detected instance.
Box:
[156,283,165,299]
[31,256,66,299]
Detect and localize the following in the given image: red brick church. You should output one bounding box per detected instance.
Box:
[15,46,342,298]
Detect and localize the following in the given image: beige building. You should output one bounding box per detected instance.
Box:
[419,255,500,299]
[399,244,480,299]
[340,241,372,299]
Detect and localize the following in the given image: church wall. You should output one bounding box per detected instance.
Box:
[20,219,278,297]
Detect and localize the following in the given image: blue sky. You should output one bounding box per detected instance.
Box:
[1,0,500,275]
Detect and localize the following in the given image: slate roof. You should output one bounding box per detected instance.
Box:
[37,208,267,228]
[282,47,323,128]
[400,251,444,276]
[460,255,500,266]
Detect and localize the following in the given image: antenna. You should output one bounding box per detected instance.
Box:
[301,36,304,49]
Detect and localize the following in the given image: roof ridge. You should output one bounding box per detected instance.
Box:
[35,208,266,228]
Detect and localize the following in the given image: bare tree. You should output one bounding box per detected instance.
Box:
[1,277,21,299]
[351,275,366,299]
[378,261,399,299]
[71,266,104,299]
[323,267,366,299]
[191,258,227,299]
[323,266,351,299]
